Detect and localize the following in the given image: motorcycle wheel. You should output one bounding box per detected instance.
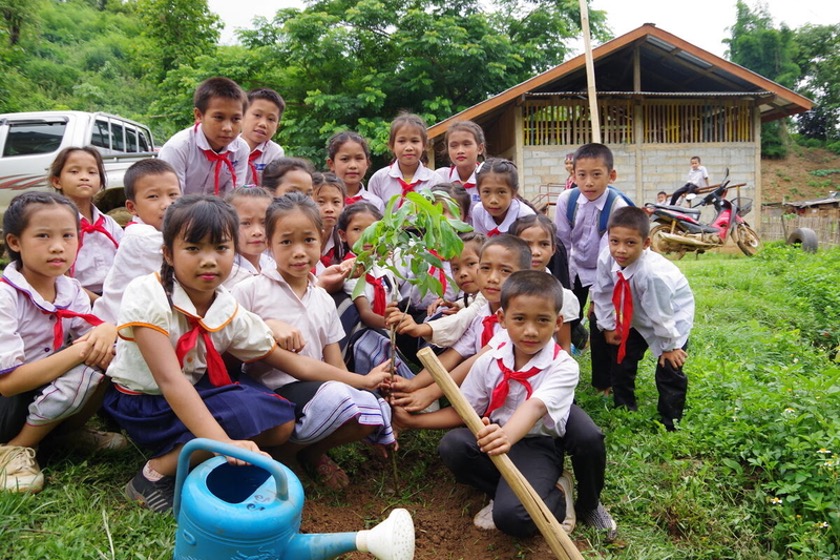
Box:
[650,224,687,260]
[734,223,761,256]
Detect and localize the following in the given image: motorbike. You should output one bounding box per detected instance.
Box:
[645,170,761,258]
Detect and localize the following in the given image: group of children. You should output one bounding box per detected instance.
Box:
[0,75,697,546]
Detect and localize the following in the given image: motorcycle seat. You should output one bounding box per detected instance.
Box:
[655,204,702,216]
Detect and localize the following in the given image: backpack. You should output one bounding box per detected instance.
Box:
[565,185,635,237]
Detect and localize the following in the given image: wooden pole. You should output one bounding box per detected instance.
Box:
[416,347,585,560]
[579,0,601,143]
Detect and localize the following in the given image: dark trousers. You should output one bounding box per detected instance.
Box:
[589,316,612,391]
[570,275,590,329]
[669,182,698,205]
[439,429,564,538]
[561,404,606,512]
[0,390,35,443]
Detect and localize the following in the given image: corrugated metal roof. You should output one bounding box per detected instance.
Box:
[525,91,775,98]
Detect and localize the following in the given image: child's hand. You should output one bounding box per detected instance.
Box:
[219,439,270,466]
[385,305,421,336]
[264,319,306,353]
[604,329,621,346]
[659,348,687,369]
[74,323,117,369]
[361,360,392,390]
[427,298,457,317]
[390,384,438,412]
[316,264,352,292]
[391,406,416,432]
[476,417,510,456]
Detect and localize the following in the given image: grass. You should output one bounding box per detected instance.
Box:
[2,244,839,559]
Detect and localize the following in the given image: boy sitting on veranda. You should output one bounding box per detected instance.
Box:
[394,270,577,538]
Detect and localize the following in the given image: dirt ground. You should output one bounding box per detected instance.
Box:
[761,146,840,202]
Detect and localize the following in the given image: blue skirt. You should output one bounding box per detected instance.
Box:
[103,374,296,457]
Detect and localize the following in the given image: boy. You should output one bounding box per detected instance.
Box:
[395,271,577,538]
[241,88,286,185]
[554,143,633,394]
[656,191,668,204]
[669,156,710,206]
[92,159,181,324]
[591,207,693,431]
[158,77,250,197]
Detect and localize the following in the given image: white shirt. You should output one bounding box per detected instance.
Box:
[0,263,95,376]
[427,292,487,348]
[222,252,276,291]
[345,187,385,214]
[471,198,535,236]
[451,302,498,358]
[368,162,441,208]
[591,247,694,357]
[72,205,124,293]
[461,330,579,437]
[233,267,345,389]
[554,187,630,288]
[686,165,709,188]
[92,217,163,324]
[158,125,250,196]
[344,264,397,309]
[245,139,285,185]
[107,273,276,394]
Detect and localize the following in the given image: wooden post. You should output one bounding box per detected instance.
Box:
[579,0,600,143]
[416,347,585,560]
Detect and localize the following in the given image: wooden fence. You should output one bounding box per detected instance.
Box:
[761,206,840,248]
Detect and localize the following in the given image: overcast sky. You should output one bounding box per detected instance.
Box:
[208,0,838,59]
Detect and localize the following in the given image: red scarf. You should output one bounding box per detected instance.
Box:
[71,214,120,276]
[248,149,262,185]
[428,249,447,294]
[365,273,387,315]
[612,271,633,363]
[345,194,363,206]
[201,149,237,196]
[397,177,419,206]
[175,316,232,387]
[480,313,499,347]
[485,343,560,417]
[487,227,501,237]
[320,247,335,268]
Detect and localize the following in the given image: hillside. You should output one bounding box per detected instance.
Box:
[762,146,840,202]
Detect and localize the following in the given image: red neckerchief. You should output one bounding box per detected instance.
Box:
[345,194,363,205]
[485,342,560,417]
[428,249,447,293]
[248,149,263,185]
[0,278,103,350]
[71,214,120,276]
[201,148,237,196]
[365,273,387,315]
[612,270,633,363]
[343,251,356,261]
[481,313,499,347]
[451,163,477,189]
[487,227,501,237]
[397,177,419,205]
[320,247,335,268]
[175,316,232,387]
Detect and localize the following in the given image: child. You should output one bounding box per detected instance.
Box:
[92,159,181,324]
[1,192,121,493]
[656,191,668,204]
[232,193,394,490]
[432,183,471,225]
[563,152,576,190]
[158,77,250,197]
[368,113,441,207]
[312,172,346,269]
[326,131,383,213]
[103,195,330,513]
[222,186,276,290]
[591,207,693,431]
[242,88,286,185]
[261,157,315,198]
[471,158,535,236]
[48,146,123,299]
[424,229,483,318]
[669,156,710,206]
[395,270,578,538]
[554,143,633,394]
[435,121,486,214]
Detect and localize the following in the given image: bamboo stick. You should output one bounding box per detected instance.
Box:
[579,0,600,144]
[416,347,585,560]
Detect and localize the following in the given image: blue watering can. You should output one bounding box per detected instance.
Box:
[173,438,415,560]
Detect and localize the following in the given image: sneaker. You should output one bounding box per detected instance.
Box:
[125,470,176,513]
[571,323,589,351]
[473,500,496,530]
[0,445,44,493]
[555,471,576,534]
[52,427,129,454]
[579,502,617,541]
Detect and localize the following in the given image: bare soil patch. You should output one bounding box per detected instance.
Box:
[761,146,840,202]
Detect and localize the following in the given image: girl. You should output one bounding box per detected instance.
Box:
[232,192,394,491]
[1,192,120,494]
[510,214,578,353]
[436,231,485,314]
[338,203,394,330]
[435,121,486,217]
[222,186,276,290]
[326,131,384,213]
[103,195,338,513]
[563,152,576,190]
[471,158,535,237]
[368,113,441,207]
[261,157,315,198]
[312,172,346,270]
[49,146,123,299]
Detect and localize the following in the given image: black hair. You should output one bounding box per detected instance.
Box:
[49,146,107,191]
[573,143,614,172]
[160,195,239,306]
[194,77,248,114]
[124,159,178,201]
[4,191,79,266]
[476,158,519,194]
[337,201,382,232]
[510,214,557,250]
[459,231,486,255]
[264,191,322,243]
[223,185,273,205]
[247,87,286,118]
[389,113,428,149]
[501,270,564,314]
[261,157,315,193]
[326,130,372,161]
[312,171,347,199]
[479,234,531,271]
[608,206,651,238]
[431,182,470,222]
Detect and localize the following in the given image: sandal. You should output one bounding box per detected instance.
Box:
[312,454,350,490]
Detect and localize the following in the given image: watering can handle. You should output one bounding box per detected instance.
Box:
[173,438,289,517]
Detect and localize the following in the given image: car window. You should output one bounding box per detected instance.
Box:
[138,129,151,152]
[2,121,67,157]
[111,122,126,152]
[125,126,138,153]
[92,119,111,150]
